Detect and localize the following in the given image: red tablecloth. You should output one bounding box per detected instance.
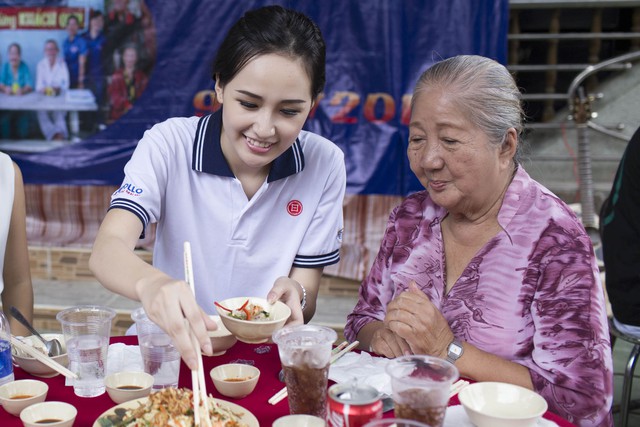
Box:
[1,336,575,426]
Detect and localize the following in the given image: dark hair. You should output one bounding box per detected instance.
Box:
[121,43,139,58]
[45,39,59,50]
[212,5,326,99]
[8,43,21,55]
[67,14,79,26]
[90,10,103,20]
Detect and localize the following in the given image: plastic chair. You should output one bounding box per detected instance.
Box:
[609,317,640,427]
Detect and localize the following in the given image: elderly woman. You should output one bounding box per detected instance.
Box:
[345,55,613,427]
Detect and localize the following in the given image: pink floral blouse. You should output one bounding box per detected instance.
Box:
[345,167,613,427]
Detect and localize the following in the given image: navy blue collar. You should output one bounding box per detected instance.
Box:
[191,110,305,182]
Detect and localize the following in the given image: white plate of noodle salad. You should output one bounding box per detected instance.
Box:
[93,387,258,427]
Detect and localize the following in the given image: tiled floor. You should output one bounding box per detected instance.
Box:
[29,275,639,426]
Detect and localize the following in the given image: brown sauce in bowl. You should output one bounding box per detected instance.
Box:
[224,376,251,382]
[116,385,144,390]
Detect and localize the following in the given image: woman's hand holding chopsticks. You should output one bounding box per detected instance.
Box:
[136,274,217,371]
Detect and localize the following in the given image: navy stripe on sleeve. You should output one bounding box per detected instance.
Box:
[109,198,151,238]
[293,249,340,268]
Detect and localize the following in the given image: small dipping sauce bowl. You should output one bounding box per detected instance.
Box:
[20,401,77,427]
[0,379,48,417]
[104,371,154,404]
[210,363,260,399]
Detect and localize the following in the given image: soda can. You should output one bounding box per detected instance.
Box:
[327,382,383,427]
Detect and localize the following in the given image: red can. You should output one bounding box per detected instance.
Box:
[327,383,383,427]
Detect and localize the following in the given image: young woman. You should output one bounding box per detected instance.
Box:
[90,5,346,370]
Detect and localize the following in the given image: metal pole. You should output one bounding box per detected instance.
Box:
[573,87,598,232]
[567,51,640,237]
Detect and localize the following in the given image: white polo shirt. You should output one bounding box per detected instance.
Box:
[109,111,346,314]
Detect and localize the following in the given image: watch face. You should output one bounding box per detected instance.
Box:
[448,341,463,360]
[451,345,462,356]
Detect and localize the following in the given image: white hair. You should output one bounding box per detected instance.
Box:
[412,55,525,160]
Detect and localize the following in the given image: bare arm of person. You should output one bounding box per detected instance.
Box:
[1,163,34,337]
[89,209,216,370]
[267,266,322,324]
[386,283,534,389]
[78,54,86,88]
[450,341,534,389]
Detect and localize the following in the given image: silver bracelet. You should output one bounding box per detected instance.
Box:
[297,282,307,310]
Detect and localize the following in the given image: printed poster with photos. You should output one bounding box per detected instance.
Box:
[0,0,508,195]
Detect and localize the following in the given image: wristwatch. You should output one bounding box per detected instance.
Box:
[446,339,464,364]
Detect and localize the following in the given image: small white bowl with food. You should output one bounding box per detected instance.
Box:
[210,363,260,399]
[104,371,154,404]
[12,334,68,378]
[0,379,48,417]
[214,297,291,343]
[458,381,548,427]
[20,401,77,427]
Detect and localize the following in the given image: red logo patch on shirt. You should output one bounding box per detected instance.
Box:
[287,200,303,216]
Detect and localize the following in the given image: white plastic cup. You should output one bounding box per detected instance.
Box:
[385,355,458,427]
[131,307,180,389]
[272,324,337,418]
[56,305,116,397]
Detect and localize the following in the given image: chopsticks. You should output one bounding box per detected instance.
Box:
[10,336,78,380]
[184,241,212,427]
[448,379,470,398]
[330,340,358,364]
[268,340,359,405]
[330,340,348,357]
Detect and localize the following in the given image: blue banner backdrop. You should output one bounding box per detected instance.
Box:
[6,0,508,195]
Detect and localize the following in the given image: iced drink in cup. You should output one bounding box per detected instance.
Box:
[131,307,180,389]
[272,324,337,418]
[386,355,458,427]
[56,305,116,397]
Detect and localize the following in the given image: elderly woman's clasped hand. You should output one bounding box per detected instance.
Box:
[372,282,454,359]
